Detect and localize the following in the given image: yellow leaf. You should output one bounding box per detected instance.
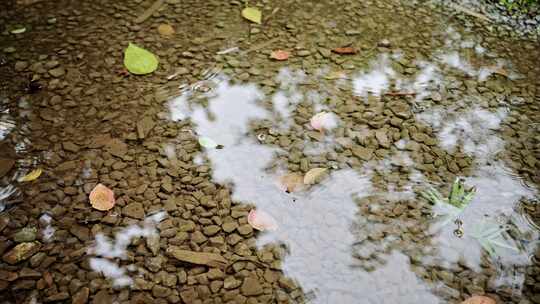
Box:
[303,168,328,185]
[242,7,262,24]
[19,168,42,182]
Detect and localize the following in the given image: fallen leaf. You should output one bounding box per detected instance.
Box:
[198,137,218,149]
[493,67,508,77]
[248,209,278,231]
[270,50,289,61]
[124,43,159,75]
[10,27,26,34]
[277,173,304,193]
[18,168,42,182]
[89,183,115,211]
[303,167,328,185]
[332,47,357,55]
[158,24,175,37]
[310,112,337,131]
[0,158,15,178]
[460,295,496,304]
[242,7,262,24]
[167,247,227,269]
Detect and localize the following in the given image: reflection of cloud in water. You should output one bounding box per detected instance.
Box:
[417,106,507,164]
[88,212,166,287]
[179,79,442,303]
[353,54,395,99]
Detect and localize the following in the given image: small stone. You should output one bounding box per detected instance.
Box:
[13,227,37,243]
[2,241,41,264]
[297,50,311,57]
[152,285,171,298]
[3,47,16,53]
[352,146,374,161]
[345,29,361,35]
[63,141,80,152]
[69,225,90,241]
[0,158,15,178]
[240,276,263,296]
[237,224,253,236]
[137,116,155,139]
[122,202,145,219]
[222,221,238,233]
[72,287,89,304]
[388,101,411,119]
[92,290,112,304]
[14,61,28,71]
[203,225,220,236]
[48,67,65,77]
[223,276,241,289]
[44,292,69,302]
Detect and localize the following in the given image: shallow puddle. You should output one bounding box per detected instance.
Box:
[0,0,539,303]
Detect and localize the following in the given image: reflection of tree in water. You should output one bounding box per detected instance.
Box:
[349,171,539,303]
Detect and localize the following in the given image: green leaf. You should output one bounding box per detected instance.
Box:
[123,43,159,75]
[198,137,218,149]
[241,7,262,24]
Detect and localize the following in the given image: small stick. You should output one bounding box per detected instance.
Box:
[384,91,417,96]
[135,0,165,24]
[242,37,279,54]
[264,7,280,25]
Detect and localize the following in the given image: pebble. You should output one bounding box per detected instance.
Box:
[48,67,65,77]
[2,241,41,265]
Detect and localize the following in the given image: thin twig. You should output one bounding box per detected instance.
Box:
[384,91,417,96]
[134,0,165,24]
[264,7,280,25]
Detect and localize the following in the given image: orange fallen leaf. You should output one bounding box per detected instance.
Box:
[89,183,116,211]
[460,295,496,304]
[158,24,175,37]
[270,50,290,61]
[332,47,357,55]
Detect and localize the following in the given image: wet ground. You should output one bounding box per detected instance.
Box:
[1,0,540,303]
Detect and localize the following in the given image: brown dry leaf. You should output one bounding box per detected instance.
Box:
[278,173,304,193]
[158,24,175,37]
[303,168,328,185]
[270,50,290,61]
[89,183,115,211]
[460,296,496,304]
[332,47,357,55]
[493,67,508,77]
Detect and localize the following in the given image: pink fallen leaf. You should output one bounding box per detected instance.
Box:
[310,112,337,131]
[270,50,289,61]
[460,296,496,304]
[248,209,278,231]
[89,183,116,211]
